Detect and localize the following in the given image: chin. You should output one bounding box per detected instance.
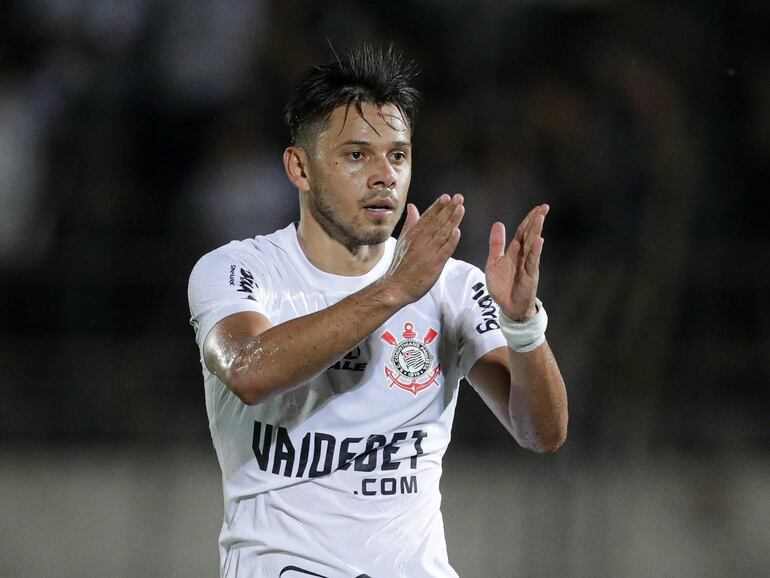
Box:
[317,209,396,248]
[356,228,392,246]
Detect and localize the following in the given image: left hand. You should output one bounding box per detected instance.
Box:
[485,204,549,321]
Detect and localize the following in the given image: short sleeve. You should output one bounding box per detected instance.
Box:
[187,245,271,347]
[439,261,507,378]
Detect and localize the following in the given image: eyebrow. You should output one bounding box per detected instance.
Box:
[335,139,412,149]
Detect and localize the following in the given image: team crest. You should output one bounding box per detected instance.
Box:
[380,322,441,396]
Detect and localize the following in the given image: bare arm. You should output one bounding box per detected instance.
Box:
[203,194,465,405]
[468,205,568,453]
[468,343,567,453]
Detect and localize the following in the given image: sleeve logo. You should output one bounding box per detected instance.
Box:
[380,323,441,396]
[471,281,501,334]
[229,265,258,301]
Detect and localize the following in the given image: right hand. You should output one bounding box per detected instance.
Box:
[382,193,465,304]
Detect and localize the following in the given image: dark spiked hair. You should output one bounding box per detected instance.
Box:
[284,44,421,148]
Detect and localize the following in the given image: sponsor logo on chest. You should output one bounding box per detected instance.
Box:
[380,322,441,396]
[329,346,367,372]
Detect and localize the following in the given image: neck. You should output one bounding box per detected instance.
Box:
[295,215,387,276]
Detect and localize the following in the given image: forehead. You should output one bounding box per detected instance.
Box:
[319,102,411,144]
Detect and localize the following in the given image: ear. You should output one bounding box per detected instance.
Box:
[283,146,311,193]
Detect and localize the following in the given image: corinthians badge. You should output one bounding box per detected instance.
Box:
[380,322,441,396]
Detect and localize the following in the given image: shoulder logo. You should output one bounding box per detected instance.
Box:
[471,281,500,334]
[232,266,258,300]
[380,323,441,396]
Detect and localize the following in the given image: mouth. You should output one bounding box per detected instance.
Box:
[361,198,396,215]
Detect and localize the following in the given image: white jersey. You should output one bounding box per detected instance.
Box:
[188,223,506,578]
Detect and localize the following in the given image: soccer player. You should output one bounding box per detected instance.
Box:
[188,45,567,578]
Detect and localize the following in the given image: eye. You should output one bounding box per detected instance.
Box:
[391,151,407,162]
[347,151,364,161]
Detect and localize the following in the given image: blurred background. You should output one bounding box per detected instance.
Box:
[1,0,768,576]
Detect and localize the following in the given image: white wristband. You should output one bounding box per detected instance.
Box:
[498,298,548,353]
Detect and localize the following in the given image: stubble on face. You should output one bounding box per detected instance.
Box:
[303,103,410,250]
[310,180,398,247]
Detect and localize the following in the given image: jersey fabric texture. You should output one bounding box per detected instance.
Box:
[188,223,507,578]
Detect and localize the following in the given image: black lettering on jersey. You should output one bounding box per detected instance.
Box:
[251,422,429,482]
[337,437,363,471]
[228,264,237,286]
[361,478,377,496]
[360,475,417,496]
[400,475,417,494]
[272,426,295,476]
[382,432,407,471]
[329,360,367,371]
[329,346,367,372]
[354,435,387,472]
[237,267,257,296]
[471,281,501,334]
[410,430,427,469]
[252,421,273,471]
[296,432,311,478]
[309,433,336,478]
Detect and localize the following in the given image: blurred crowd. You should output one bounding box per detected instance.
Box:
[1,1,767,453]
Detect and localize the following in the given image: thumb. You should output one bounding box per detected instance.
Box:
[401,203,419,235]
[488,222,506,260]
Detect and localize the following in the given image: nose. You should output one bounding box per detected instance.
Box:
[367,155,397,190]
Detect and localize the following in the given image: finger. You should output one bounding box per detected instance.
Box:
[409,195,451,239]
[514,205,541,244]
[430,194,464,241]
[519,203,549,241]
[521,213,545,263]
[521,215,540,260]
[436,202,465,245]
[505,237,522,262]
[448,201,465,229]
[423,194,452,221]
[401,203,420,235]
[522,204,550,241]
[435,193,464,224]
[488,222,506,260]
[437,227,462,262]
[524,236,544,276]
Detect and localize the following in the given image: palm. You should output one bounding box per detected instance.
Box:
[485,205,548,321]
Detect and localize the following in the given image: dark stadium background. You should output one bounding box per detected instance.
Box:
[1,1,768,576]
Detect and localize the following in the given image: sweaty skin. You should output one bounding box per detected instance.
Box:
[204,192,464,404]
[204,101,567,453]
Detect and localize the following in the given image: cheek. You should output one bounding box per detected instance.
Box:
[325,166,367,194]
[345,164,366,177]
[398,167,412,188]
[318,174,362,207]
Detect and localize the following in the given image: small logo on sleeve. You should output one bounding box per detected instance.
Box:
[471,281,500,334]
[380,323,441,396]
[229,265,258,301]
